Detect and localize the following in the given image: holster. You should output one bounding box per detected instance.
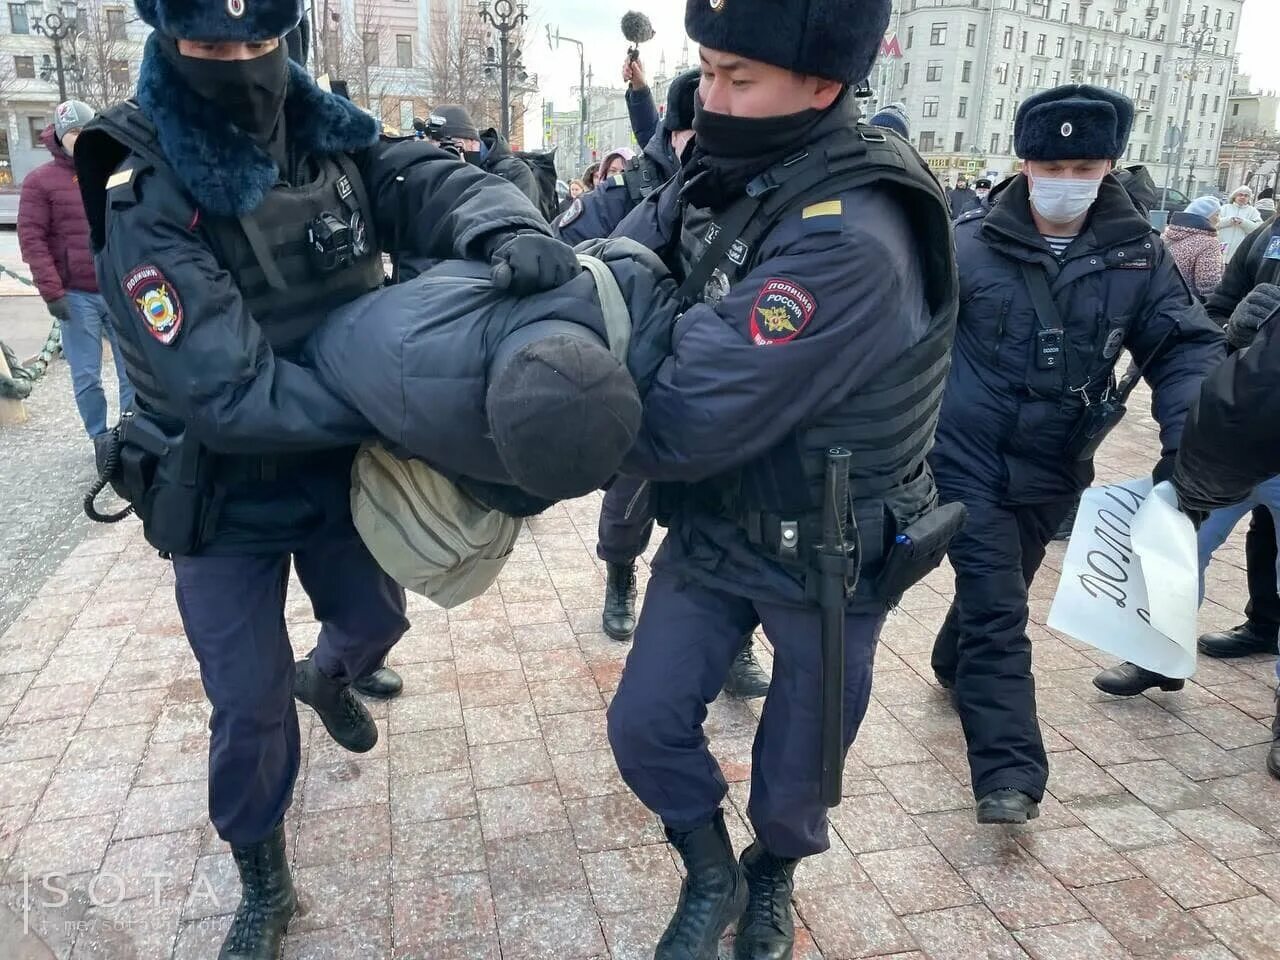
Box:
[113,412,216,555]
[1065,398,1128,462]
[873,502,967,605]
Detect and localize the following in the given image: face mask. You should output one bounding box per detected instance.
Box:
[162,38,289,145]
[463,151,483,166]
[691,97,825,160]
[976,189,989,199]
[1029,174,1102,224]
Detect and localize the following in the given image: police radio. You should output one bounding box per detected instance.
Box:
[307,211,367,274]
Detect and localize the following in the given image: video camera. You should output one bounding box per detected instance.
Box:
[413,115,463,160]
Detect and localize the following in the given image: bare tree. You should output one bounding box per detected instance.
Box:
[67,1,139,109]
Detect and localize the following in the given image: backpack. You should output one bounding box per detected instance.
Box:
[516,148,560,221]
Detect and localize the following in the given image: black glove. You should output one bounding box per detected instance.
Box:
[1152,453,1176,486]
[489,233,581,295]
[46,296,69,322]
[1226,282,1280,350]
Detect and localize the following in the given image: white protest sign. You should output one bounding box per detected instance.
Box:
[1048,479,1199,679]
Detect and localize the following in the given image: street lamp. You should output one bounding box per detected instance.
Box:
[33,10,79,101]
[478,0,527,140]
[1161,16,1217,211]
[547,25,587,172]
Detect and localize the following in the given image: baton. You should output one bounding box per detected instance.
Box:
[818,447,853,807]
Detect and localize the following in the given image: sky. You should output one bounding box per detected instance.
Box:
[1237,1,1280,93]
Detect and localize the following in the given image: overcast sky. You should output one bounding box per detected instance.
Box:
[1237,1,1279,93]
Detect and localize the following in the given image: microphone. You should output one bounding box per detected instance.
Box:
[621,11,655,63]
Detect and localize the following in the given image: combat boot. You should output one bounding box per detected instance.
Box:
[218,822,297,960]
[1269,691,1280,781]
[721,638,771,700]
[733,843,799,960]
[352,656,404,700]
[657,810,747,960]
[293,655,378,753]
[976,788,1039,824]
[602,561,638,641]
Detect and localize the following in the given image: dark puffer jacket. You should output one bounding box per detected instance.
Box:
[18,125,98,300]
[931,173,1225,506]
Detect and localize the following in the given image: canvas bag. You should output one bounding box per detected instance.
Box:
[350,254,632,607]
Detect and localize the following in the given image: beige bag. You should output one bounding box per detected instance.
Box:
[351,443,522,608]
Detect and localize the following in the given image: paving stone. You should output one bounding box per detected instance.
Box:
[1208,770,1280,837]
[33,764,134,823]
[1012,919,1131,960]
[550,747,628,800]
[31,653,116,689]
[564,793,663,853]
[135,735,208,787]
[469,739,555,790]
[1043,749,1127,804]
[291,857,391,934]
[295,803,391,867]
[96,829,202,901]
[0,670,35,705]
[1126,841,1259,909]
[79,688,166,730]
[830,793,927,854]
[1180,704,1274,750]
[6,814,115,880]
[900,904,1027,960]
[7,682,98,725]
[1016,825,1142,888]
[283,917,392,959]
[70,892,182,960]
[492,889,607,960]
[1164,805,1280,860]
[1074,877,1214,955]
[388,727,469,777]
[794,881,917,959]
[1105,759,1212,812]
[1227,852,1280,901]
[182,852,238,920]
[456,670,531,709]
[58,723,151,771]
[485,829,590,909]
[961,848,1089,929]
[1192,893,1280,960]
[302,757,390,815]
[389,767,475,825]
[876,761,973,815]
[476,780,568,842]
[1066,795,1181,850]
[0,756,58,809]
[99,656,187,694]
[540,709,611,755]
[1147,731,1253,781]
[1055,719,1161,765]
[462,701,541,746]
[859,844,977,914]
[391,816,486,880]
[387,691,463,735]
[114,780,209,839]
[512,621,579,652]
[601,910,677,960]
[528,676,605,716]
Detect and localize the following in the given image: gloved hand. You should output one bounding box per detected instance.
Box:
[489,233,581,295]
[46,296,69,322]
[1226,282,1280,350]
[1152,453,1176,486]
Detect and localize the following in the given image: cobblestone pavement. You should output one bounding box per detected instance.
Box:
[1,387,1279,960]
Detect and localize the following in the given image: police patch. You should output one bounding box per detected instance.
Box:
[557,198,583,229]
[749,278,816,345]
[1266,235,1280,261]
[124,265,183,346]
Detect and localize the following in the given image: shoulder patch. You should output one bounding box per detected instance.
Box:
[124,265,183,346]
[106,168,135,190]
[556,198,584,229]
[612,174,625,187]
[1265,235,1280,260]
[802,200,843,220]
[749,279,817,346]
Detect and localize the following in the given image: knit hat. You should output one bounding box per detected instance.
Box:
[432,105,480,142]
[868,102,909,139]
[1185,196,1220,219]
[54,100,94,141]
[664,68,701,132]
[487,333,642,501]
[685,0,891,85]
[1015,84,1135,161]
[134,0,301,42]
[1258,198,1276,216]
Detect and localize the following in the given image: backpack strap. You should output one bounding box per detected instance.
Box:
[576,254,632,364]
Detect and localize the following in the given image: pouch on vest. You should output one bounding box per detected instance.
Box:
[873,501,967,606]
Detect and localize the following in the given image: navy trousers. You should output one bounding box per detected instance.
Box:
[597,476,655,565]
[607,570,884,859]
[172,531,408,846]
[930,497,1074,802]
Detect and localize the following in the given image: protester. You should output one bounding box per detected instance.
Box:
[1219,186,1264,261]
[598,147,634,181]
[1162,196,1225,301]
[949,176,978,219]
[18,99,134,441]
[569,178,585,199]
[868,102,909,139]
[582,162,600,191]
[1257,196,1276,220]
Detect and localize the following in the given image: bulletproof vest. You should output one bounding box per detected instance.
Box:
[76,100,384,358]
[671,124,959,572]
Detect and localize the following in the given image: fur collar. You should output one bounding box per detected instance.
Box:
[136,33,378,217]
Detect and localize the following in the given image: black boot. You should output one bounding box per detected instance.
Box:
[657,810,747,960]
[352,657,404,700]
[976,788,1039,825]
[218,822,297,960]
[1198,621,1279,658]
[733,843,798,960]
[1093,662,1185,697]
[293,655,378,753]
[721,638,771,700]
[1269,692,1280,781]
[602,561,638,642]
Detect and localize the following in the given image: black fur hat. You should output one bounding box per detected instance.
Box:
[664,68,701,132]
[685,0,891,84]
[135,0,302,42]
[1015,84,1135,161]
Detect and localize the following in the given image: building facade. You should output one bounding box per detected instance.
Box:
[1218,75,1280,192]
[877,0,1244,198]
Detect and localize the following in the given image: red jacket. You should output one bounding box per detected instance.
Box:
[17,124,97,300]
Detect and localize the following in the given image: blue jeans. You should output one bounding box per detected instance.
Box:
[62,290,134,438]
[1198,476,1280,680]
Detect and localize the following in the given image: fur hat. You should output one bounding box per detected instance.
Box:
[868,102,909,139]
[685,0,891,85]
[135,0,302,42]
[1014,84,1134,161]
[432,105,480,142]
[664,68,701,132]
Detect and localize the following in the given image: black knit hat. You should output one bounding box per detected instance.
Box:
[487,334,642,502]
[685,0,891,85]
[432,105,481,142]
[135,0,301,42]
[1015,84,1135,161]
[664,68,701,132]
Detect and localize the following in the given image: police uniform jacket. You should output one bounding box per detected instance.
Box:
[555,130,679,245]
[78,40,552,553]
[930,173,1225,507]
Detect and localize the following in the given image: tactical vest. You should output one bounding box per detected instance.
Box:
[78,100,385,359]
[668,124,959,577]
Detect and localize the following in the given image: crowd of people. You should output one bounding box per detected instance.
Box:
[9,0,1280,958]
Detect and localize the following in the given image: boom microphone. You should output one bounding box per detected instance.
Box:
[621,11,655,62]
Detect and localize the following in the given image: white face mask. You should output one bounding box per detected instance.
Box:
[1029,174,1103,225]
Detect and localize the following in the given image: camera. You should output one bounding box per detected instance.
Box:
[416,115,463,160]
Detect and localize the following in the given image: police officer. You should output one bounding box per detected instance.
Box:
[74,3,577,958]
[929,85,1224,825]
[604,2,959,956]
[1095,212,1280,695]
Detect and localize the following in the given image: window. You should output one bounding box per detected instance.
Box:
[8,2,27,33]
[1059,3,1068,21]
[26,115,48,144]
[923,96,940,118]
[958,96,968,118]
[919,131,937,152]
[13,54,32,78]
[962,61,973,83]
[990,132,1001,153]
[930,22,947,45]
[108,59,129,88]
[1003,25,1014,48]
[906,26,914,48]
[105,7,126,40]
[400,101,413,131]
[1015,65,1024,88]
[994,98,1005,120]
[902,62,911,85]
[395,34,413,68]
[926,60,943,82]
[1020,31,1028,52]
[1072,40,1083,59]
[363,32,378,65]
[996,62,1009,84]
[1031,67,1042,87]
[1051,70,1061,86]
[954,131,965,152]
[1139,144,1148,161]
[1152,55,1161,74]
[1213,95,1220,113]
[966,23,977,46]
